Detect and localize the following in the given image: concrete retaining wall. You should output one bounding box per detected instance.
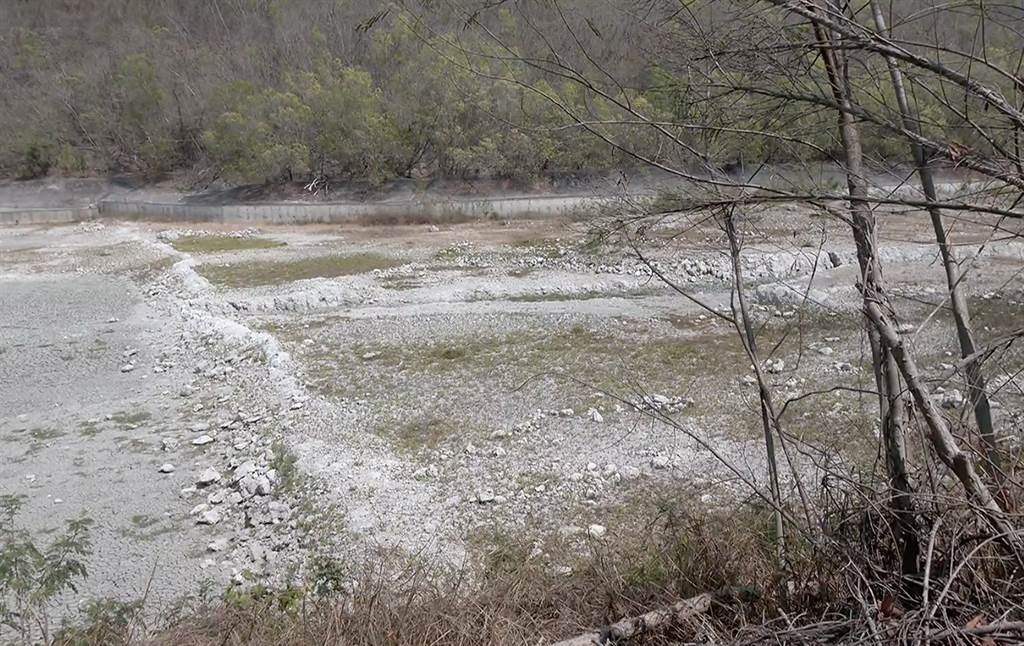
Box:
[97,194,608,225]
[0,207,95,225]
[0,193,610,226]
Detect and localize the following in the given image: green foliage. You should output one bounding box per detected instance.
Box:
[0,495,93,642]
[114,54,162,134]
[14,135,53,180]
[4,2,1022,182]
[204,82,312,182]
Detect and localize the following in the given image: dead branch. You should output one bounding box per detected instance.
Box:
[550,592,714,646]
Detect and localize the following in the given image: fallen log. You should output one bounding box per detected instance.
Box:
[551,592,714,646]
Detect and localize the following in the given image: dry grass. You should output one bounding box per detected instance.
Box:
[38,465,1024,646]
[136,502,792,646]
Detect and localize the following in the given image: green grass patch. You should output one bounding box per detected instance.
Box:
[29,427,65,441]
[171,235,285,254]
[109,411,152,429]
[198,253,403,288]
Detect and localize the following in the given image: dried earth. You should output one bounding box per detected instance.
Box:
[1,206,1022,622]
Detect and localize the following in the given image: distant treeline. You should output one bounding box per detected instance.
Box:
[2,1,1019,185]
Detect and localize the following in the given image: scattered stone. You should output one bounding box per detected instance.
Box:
[249,543,267,562]
[476,489,496,504]
[158,463,176,474]
[207,537,230,552]
[208,490,226,505]
[361,351,381,361]
[267,501,291,523]
[558,408,575,417]
[764,358,785,374]
[232,461,257,482]
[651,455,671,469]
[196,468,221,486]
[587,408,604,423]
[817,346,834,356]
[160,437,179,451]
[197,509,222,525]
[255,476,272,496]
[192,434,215,446]
[620,466,642,480]
[120,364,135,373]
[587,524,607,540]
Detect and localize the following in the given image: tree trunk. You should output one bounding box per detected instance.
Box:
[813,0,1014,550]
[813,0,919,580]
[724,208,787,559]
[867,0,1001,479]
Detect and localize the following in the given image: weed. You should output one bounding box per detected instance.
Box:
[270,440,300,493]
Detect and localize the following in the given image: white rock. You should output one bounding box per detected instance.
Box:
[620,466,642,480]
[249,543,267,562]
[255,476,272,496]
[207,537,230,552]
[587,408,604,423]
[197,509,222,525]
[196,468,221,486]
[232,461,257,482]
[158,463,176,474]
[160,437,179,451]
[476,489,496,503]
[587,524,607,540]
[120,364,135,373]
[817,346,834,356]
[192,434,215,446]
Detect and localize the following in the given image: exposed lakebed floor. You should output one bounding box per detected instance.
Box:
[1,211,1022,620]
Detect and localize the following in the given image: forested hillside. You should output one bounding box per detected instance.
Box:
[1,0,1021,186]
